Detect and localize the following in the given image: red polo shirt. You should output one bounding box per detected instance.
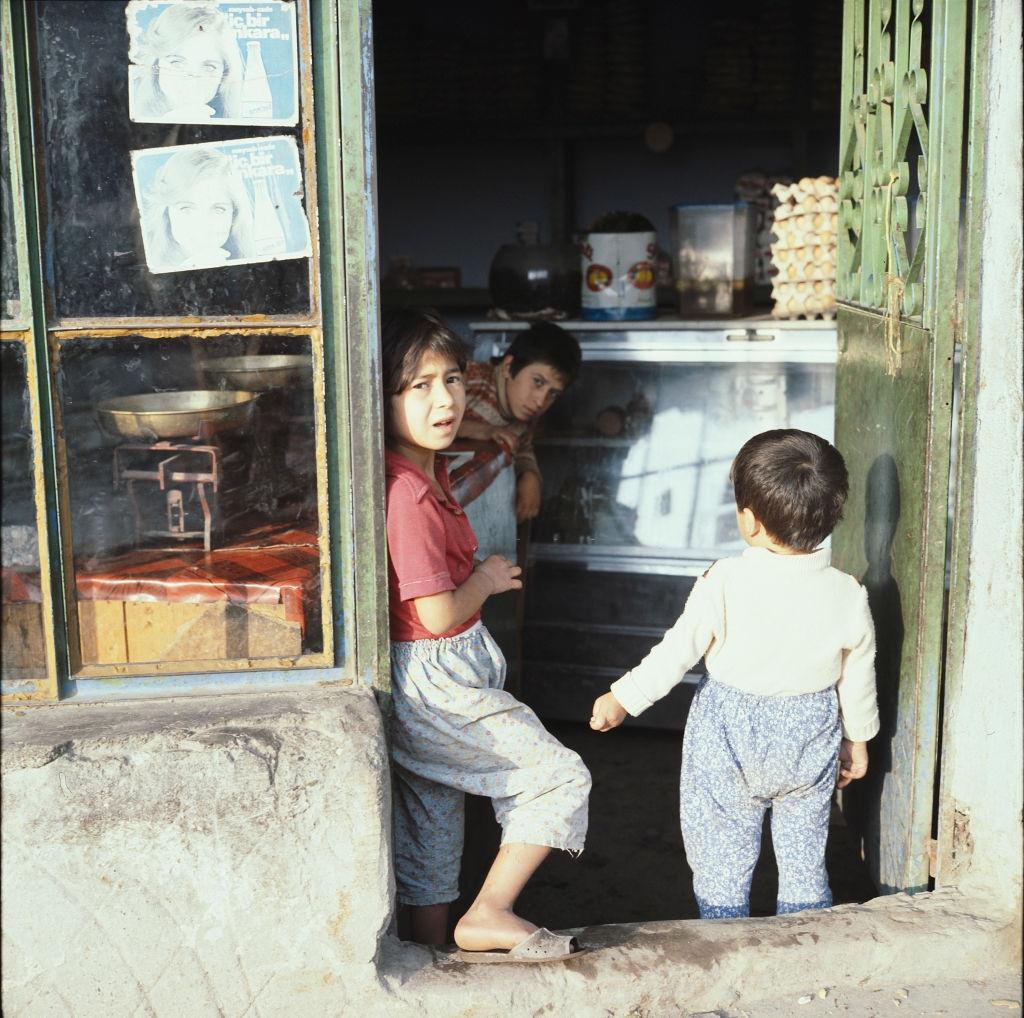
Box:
[384,449,480,641]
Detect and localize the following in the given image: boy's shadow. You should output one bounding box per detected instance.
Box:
[844,454,905,892]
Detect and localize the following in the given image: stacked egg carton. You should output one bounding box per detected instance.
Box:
[769,176,839,320]
[736,170,793,296]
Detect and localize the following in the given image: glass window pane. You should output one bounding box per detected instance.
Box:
[532,360,836,558]
[1,39,22,321]
[55,333,330,670]
[34,1,313,320]
[2,340,47,682]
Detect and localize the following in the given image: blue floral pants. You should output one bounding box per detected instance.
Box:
[389,622,591,907]
[680,677,841,919]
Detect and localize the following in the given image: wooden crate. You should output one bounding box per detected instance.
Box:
[78,600,302,666]
[2,602,47,680]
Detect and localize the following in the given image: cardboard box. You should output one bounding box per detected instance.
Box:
[78,600,302,667]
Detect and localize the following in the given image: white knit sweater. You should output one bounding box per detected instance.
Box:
[610,546,881,742]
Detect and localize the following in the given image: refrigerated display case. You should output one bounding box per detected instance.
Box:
[470,318,837,728]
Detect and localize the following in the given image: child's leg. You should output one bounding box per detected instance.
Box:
[680,681,767,918]
[770,790,833,914]
[769,694,841,914]
[391,625,590,949]
[392,760,465,944]
[408,904,450,946]
[454,842,551,951]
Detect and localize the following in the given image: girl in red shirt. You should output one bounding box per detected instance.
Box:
[382,308,590,963]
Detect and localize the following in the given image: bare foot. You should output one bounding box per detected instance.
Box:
[454,903,538,951]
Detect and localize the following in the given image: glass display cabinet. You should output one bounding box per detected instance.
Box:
[471,319,837,728]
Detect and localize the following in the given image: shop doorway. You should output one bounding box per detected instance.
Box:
[370,0,973,928]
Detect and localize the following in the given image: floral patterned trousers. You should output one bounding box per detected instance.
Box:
[389,622,591,907]
[680,677,841,918]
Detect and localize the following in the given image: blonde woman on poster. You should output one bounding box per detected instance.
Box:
[133,137,311,273]
[129,2,244,122]
[140,147,255,271]
[128,1,300,126]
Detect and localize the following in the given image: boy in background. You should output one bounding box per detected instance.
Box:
[458,322,581,523]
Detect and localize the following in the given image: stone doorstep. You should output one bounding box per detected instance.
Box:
[366,888,1021,1018]
[4,694,1019,1015]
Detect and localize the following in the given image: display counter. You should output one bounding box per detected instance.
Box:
[471,317,838,727]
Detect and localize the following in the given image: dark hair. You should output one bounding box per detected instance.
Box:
[504,322,582,384]
[731,429,849,552]
[380,308,468,407]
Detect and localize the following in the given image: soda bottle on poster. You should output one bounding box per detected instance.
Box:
[241,41,273,118]
[252,177,288,256]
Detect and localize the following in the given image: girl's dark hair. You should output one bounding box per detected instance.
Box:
[731,429,849,552]
[505,321,582,384]
[380,308,468,403]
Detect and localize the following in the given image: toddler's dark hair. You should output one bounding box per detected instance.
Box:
[731,429,849,552]
[380,308,468,404]
[505,321,582,384]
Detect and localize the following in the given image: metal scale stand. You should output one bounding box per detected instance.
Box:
[113,441,221,552]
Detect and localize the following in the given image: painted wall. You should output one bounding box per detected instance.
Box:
[936,0,1023,908]
[377,134,839,288]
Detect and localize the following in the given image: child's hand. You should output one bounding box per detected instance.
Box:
[590,691,627,732]
[515,471,542,523]
[474,554,522,595]
[837,739,868,788]
[489,424,522,456]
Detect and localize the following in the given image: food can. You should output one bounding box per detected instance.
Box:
[580,211,658,321]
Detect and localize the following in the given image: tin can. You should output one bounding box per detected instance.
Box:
[580,212,658,321]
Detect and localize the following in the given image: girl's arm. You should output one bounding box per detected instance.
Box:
[413,555,521,636]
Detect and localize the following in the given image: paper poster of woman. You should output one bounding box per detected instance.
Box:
[137,146,254,271]
[127,1,299,126]
[132,138,311,274]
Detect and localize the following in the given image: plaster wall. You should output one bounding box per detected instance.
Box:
[1,689,393,1016]
[935,0,1024,908]
[376,135,836,288]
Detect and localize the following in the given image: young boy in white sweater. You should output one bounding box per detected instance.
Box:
[589,429,879,918]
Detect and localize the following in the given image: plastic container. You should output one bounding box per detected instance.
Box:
[671,203,756,316]
[580,211,658,321]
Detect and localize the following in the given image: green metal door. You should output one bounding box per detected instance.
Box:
[832,0,972,893]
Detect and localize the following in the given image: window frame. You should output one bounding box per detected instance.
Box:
[48,325,336,679]
[0,0,388,703]
[1,1,59,701]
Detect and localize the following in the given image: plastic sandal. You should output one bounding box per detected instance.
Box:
[455,927,587,964]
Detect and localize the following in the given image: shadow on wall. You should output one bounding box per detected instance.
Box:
[845,453,905,892]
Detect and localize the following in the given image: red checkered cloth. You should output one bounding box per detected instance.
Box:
[2,567,43,604]
[446,441,513,508]
[75,526,320,635]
